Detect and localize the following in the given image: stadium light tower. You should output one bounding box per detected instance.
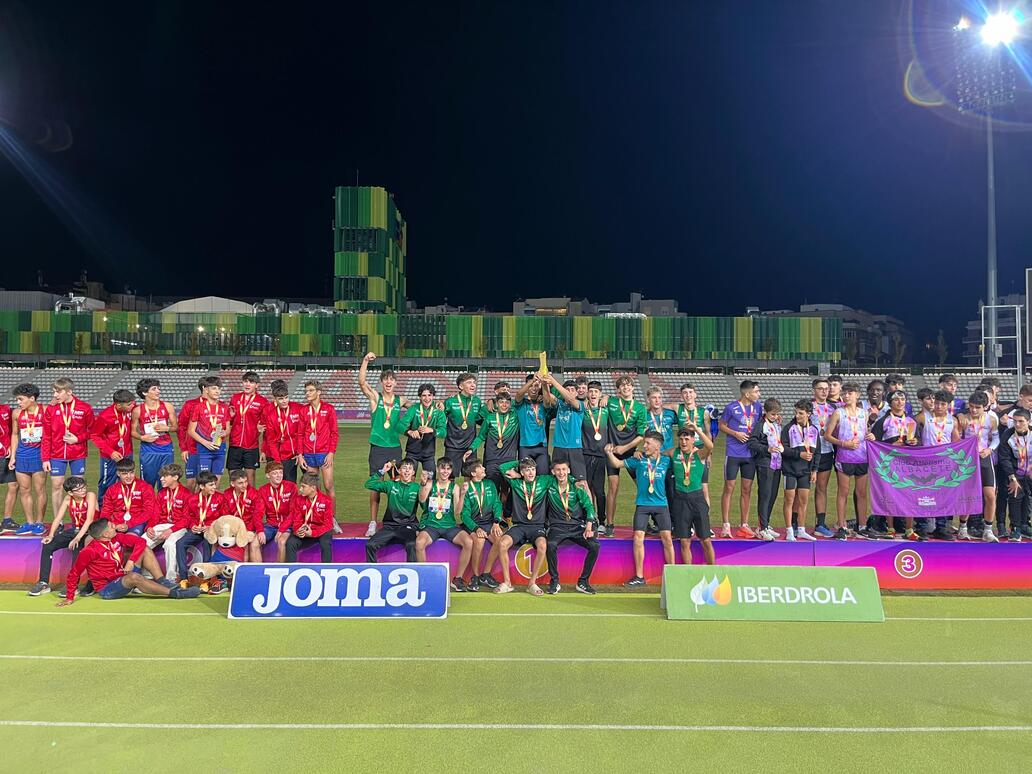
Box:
[953,10,1021,369]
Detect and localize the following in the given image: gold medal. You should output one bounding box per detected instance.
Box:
[497,439,503,449]
[617,423,626,432]
[461,421,468,430]
[648,485,654,494]
[383,420,391,429]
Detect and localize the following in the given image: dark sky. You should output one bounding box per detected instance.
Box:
[1,1,1030,350]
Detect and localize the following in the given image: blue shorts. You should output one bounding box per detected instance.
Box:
[127,523,147,536]
[304,453,328,469]
[15,445,43,474]
[196,446,226,476]
[99,577,132,600]
[263,525,280,542]
[50,458,87,477]
[139,443,174,487]
[99,457,132,499]
[184,453,200,479]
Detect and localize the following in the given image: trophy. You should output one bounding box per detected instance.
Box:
[537,352,549,379]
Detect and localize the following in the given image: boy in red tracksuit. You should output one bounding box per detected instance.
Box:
[56,519,200,604]
[146,463,196,577]
[261,379,302,483]
[281,472,334,562]
[178,379,206,491]
[90,389,136,500]
[224,468,260,531]
[0,402,18,533]
[298,380,339,499]
[250,461,296,563]
[227,371,269,487]
[43,377,94,517]
[100,459,158,536]
[166,471,224,581]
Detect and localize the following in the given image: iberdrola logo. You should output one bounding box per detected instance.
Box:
[690,575,732,611]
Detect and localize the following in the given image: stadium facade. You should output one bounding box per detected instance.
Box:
[333,186,407,313]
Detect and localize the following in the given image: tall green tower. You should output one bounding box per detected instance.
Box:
[333,186,407,313]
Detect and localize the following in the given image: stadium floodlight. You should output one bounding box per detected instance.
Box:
[952,11,1022,369]
[981,11,1020,46]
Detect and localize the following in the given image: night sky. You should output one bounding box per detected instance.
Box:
[1,1,1031,350]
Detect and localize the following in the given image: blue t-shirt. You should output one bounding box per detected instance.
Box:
[551,390,583,449]
[721,401,761,459]
[516,398,553,447]
[624,455,670,507]
[644,408,677,451]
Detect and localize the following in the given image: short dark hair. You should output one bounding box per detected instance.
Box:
[643,430,664,444]
[456,372,475,387]
[518,457,537,472]
[88,519,110,539]
[574,376,589,386]
[933,390,952,404]
[885,373,905,386]
[270,379,289,398]
[739,380,758,392]
[677,427,696,438]
[493,381,510,391]
[196,471,218,486]
[63,476,87,492]
[113,388,135,405]
[563,379,577,389]
[842,382,861,394]
[397,458,416,471]
[265,460,284,473]
[200,376,222,389]
[242,371,260,384]
[867,379,885,391]
[495,391,512,403]
[463,460,484,477]
[550,458,570,470]
[417,383,436,396]
[299,472,320,488]
[1012,408,1031,421]
[812,378,829,389]
[436,456,453,469]
[587,380,602,390]
[794,399,812,412]
[159,463,183,479]
[763,398,782,414]
[917,387,934,400]
[304,379,322,391]
[828,375,843,384]
[981,376,1003,390]
[379,368,396,383]
[968,391,989,406]
[229,469,248,482]
[679,383,696,392]
[1019,384,1032,398]
[135,378,160,399]
[115,458,135,473]
[524,373,536,383]
[938,374,957,384]
[12,383,39,400]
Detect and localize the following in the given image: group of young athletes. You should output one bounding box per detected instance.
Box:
[1,363,1025,604]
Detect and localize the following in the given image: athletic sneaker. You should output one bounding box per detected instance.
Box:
[169,586,202,599]
[885,528,897,539]
[624,576,646,587]
[332,520,343,534]
[814,525,834,538]
[546,581,560,595]
[735,525,755,539]
[158,578,178,589]
[1022,525,1032,538]
[0,517,19,533]
[795,528,817,542]
[479,573,499,589]
[905,529,923,541]
[494,582,514,594]
[1010,531,1022,543]
[833,528,848,541]
[31,523,46,536]
[80,583,95,597]
[14,523,35,536]
[450,577,467,592]
[759,528,776,541]
[27,581,50,596]
[958,525,971,540]
[468,575,480,592]
[364,520,377,538]
[575,581,597,595]
[983,526,999,543]
[785,529,796,542]
[207,578,227,595]
[933,529,956,542]
[720,524,732,538]
[865,526,888,539]
[596,524,607,538]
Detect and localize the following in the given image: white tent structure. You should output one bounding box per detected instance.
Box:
[161,296,253,314]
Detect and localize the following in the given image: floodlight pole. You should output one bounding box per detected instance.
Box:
[986,112,999,369]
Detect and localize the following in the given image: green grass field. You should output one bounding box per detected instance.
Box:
[5,426,852,527]
[0,592,1029,772]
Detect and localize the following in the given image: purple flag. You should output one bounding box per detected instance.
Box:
[867,436,983,518]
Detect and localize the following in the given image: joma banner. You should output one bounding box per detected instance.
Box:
[868,436,982,518]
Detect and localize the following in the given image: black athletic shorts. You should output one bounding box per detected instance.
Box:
[420,525,463,543]
[226,446,260,471]
[443,445,469,479]
[0,458,14,485]
[607,447,638,478]
[520,445,550,476]
[550,447,586,480]
[816,451,835,473]
[671,490,709,539]
[408,452,437,478]
[632,505,671,533]
[835,462,869,477]
[784,472,812,490]
[980,456,996,488]
[724,456,756,481]
[466,518,498,535]
[369,445,402,476]
[505,523,546,547]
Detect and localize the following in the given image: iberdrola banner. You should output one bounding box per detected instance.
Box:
[867,436,982,518]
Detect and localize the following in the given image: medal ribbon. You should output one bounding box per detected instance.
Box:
[619,398,633,427]
[495,411,510,439]
[304,496,317,525]
[470,482,484,515]
[740,401,755,432]
[586,405,603,435]
[70,498,87,527]
[197,494,212,526]
[932,418,947,444]
[520,480,537,515]
[646,456,657,492]
[650,411,663,433]
[120,483,134,515]
[680,449,694,486]
[308,405,319,441]
[60,399,76,434]
[163,487,177,520]
[457,395,472,427]
[558,484,571,518]
[277,406,295,454]
[270,485,283,516]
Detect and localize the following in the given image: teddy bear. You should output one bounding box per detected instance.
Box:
[183,515,253,593]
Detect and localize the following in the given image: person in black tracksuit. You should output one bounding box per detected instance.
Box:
[779,400,821,540]
[996,409,1032,542]
[746,398,783,539]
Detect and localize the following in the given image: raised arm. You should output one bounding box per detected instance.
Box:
[358,352,378,405]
